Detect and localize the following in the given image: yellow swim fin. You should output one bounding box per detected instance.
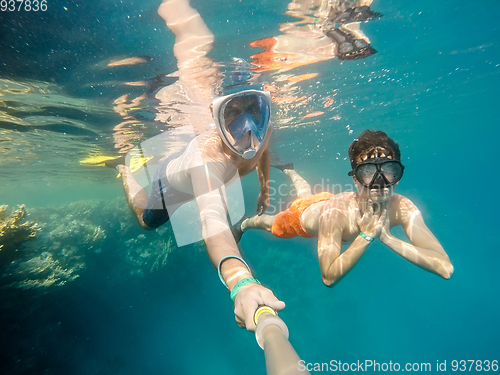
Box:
[79,153,152,177]
[79,155,121,167]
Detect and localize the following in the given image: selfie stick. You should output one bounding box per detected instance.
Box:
[254,306,310,375]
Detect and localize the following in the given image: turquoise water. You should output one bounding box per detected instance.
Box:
[1,0,499,374]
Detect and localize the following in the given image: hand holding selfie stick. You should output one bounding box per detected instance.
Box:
[254,306,311,375]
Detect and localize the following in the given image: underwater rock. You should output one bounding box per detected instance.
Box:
[0,205,40,256]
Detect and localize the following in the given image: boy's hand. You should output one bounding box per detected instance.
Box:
[256,191,270,215]
[356,207,387,239]
[233,283,285,331]
[379,211,392,243]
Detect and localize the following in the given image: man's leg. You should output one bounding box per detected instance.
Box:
[117,165,150,229]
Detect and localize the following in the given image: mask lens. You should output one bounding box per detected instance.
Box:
[222,93,269,132]
[214,90,271,158]
[355,164,378,186]
[380,161,403,184]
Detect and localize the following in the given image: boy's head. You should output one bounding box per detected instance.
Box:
[348,130,401,169]
[348,130,404,201]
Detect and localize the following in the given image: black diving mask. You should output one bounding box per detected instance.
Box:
[348,157,405,188]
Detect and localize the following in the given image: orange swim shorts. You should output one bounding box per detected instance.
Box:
[271,192,334,238]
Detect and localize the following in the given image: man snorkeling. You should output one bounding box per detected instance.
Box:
[111,0,285,331]
[240,130,454,286]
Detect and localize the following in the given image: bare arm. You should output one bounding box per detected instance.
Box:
[189,166,248,287]
[380,198,453,279]
[317,203,374,287]
[158,0,214,71]
[157,0,219,134]
[191,166,284,330]
[255,147,271,215]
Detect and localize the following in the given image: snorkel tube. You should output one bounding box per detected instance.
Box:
[254,306,311,375]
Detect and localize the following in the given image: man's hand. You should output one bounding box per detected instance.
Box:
[256,191,270,215]
[233,283,285,331]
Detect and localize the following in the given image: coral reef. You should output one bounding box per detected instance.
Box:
[0,205,39,256]
[12,252,81,289]
[0,199,197,290]
[123,234,175,276]
[0,198,205,375]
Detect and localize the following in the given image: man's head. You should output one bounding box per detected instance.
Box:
[348,130,404,201]
[212,89,271,159]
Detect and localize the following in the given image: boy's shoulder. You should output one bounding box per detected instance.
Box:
[391,193,418,209]
[329,191,358,202]
[389,193,421,225]
[322,191,357,205]
[322,191,359,217]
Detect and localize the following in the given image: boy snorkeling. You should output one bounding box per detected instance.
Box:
[240,130,454,286]
[112,0,284,331]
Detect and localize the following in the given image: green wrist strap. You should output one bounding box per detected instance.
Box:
[359,231,375,242]
[230,277,261,301]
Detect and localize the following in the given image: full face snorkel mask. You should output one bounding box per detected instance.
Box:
[212,89,271,159]
[348,157,405,188]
